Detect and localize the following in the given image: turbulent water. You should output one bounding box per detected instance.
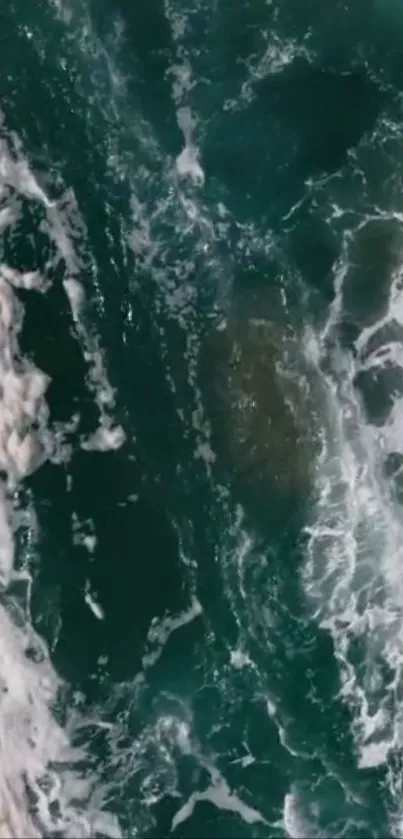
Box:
[2,0,403,836]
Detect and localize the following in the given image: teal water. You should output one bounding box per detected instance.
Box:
[1,1,403,836]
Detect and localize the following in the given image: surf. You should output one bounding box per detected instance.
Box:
[0,113,124,837]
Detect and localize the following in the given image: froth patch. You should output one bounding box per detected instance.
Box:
[301,210,403,831]
[0,117,126,837]
[62,275,126,454]
[0,274,49,485]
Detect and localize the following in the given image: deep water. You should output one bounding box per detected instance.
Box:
[0,1,403,837]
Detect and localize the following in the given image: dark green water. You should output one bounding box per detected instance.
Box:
[2,1,403,836]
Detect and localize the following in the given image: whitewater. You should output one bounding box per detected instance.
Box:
[2,1,403,837]
[0,120,124,837]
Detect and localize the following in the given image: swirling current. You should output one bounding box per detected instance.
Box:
[0,0,403,836]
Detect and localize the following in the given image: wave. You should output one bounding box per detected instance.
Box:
[302,119,403,833]
[0,113,123,837]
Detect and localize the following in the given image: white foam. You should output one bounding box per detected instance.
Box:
[240,35,312,106]
[0,115,123,837]
[135,705,269,833]
[72,513,97,557]
[164,2,205,190]
[302,213,403,824]
[176,140,205,187]
[282,790,315,839]
[84,583,105,621]
[229,649,252,669]
[62,271,126,455]
[63,277,85,319]
[175,106,205,186]
[81,423,126,453]
[142,596,202,669]
[171,771,267,832]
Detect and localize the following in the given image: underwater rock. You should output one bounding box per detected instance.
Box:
[201,296,313,532]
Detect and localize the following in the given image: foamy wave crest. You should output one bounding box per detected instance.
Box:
[0,117,123,837]
[302,213,403,833]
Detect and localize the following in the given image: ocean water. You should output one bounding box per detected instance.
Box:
[1,0,403,836]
